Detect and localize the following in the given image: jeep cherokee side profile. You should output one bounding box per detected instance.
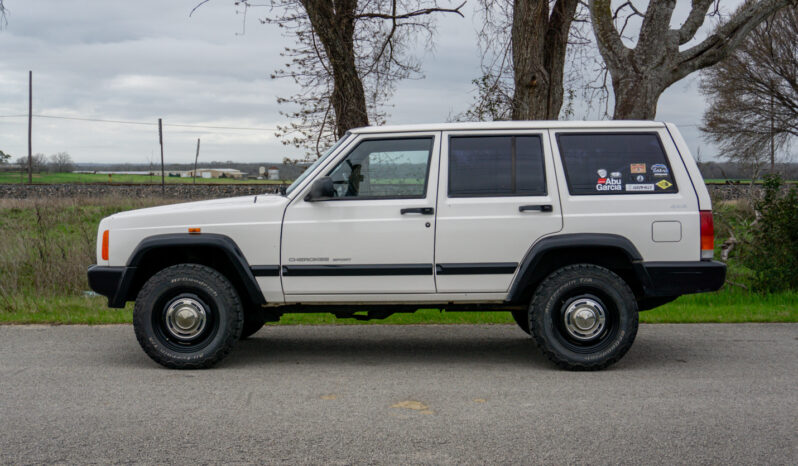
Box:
[87,121,726,370]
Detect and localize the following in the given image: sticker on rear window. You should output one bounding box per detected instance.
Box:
[630,163,646,174]
[626,184,654,192]
[651,164,669,177]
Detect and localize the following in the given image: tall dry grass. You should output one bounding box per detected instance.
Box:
[0,195,173,311]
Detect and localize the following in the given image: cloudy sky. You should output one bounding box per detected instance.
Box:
[0,0,736,165]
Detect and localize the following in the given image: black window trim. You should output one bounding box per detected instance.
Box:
[317,135,436,202]
[554,131,679,196]
[447,133,548,198]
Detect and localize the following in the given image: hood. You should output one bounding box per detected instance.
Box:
[109,194,289,230]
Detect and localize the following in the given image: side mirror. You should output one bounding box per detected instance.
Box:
[305,176,335,202]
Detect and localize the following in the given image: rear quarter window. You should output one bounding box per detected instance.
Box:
[556,133,678,195]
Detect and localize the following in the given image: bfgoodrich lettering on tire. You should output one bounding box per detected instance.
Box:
[133,264,244,369]
[529,264,638,370]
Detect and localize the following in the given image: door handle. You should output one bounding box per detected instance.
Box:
[400,207,434,215]
[519,204,553,212]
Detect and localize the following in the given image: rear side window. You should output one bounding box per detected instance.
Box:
[449,135,546,197]
[557,133,678,195]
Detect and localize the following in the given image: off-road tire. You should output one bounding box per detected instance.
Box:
[240,309,268,339]
[133,264,244,369]
[529,264,638,371]
[511,309,531,335]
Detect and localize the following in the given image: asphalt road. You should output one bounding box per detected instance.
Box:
[1,323,796,464]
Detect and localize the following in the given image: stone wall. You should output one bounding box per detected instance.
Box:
[0,183,287,200]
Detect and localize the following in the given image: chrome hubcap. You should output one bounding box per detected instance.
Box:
[164,298,207,341]
[563,298,606,341]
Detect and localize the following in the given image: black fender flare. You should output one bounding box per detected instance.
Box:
[117,233,265,307]
[505,233,643,303]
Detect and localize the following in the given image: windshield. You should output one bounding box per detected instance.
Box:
[284,134,351,196]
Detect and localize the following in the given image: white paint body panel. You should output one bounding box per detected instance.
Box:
[95,121,710,306]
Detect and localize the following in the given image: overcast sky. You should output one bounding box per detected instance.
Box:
[0,1,737,165]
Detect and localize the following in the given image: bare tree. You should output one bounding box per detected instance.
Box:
[202,1,464,158]
[15,154,47,173]
[701,6,797,174]
[589,0,795,120]
[0,0,7,30]
[461,0,582,121]
[49,152,74,173]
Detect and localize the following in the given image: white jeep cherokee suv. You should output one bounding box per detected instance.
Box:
[88,121,725,370]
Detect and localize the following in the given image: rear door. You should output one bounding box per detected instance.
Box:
[281,132,440,297]
[434,130,563,293]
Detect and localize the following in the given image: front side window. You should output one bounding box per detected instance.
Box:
[449,135,546,197]
[557,133,678,195]
[326,137,433,199]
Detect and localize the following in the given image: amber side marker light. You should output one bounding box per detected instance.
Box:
[101,230,109,261]
[188,228,201,234]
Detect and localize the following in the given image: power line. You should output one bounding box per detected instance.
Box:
[0,113,277,131]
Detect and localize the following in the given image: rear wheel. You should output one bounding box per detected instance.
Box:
[133,264,243,369]
[529,264,638,371]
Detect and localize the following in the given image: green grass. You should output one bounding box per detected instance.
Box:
[2,287,795,325]
[0,172,287,184]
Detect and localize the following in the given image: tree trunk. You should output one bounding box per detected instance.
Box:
[511,0,577,120]
[302,0,370,137]
[611,74,663,120]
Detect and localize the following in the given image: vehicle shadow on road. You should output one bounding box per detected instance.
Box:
[229,340,547,368]
[102,325,721,371]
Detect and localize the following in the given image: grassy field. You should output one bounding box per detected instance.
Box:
[0,196,796,325]
[1,288,795,325]
[0,172,286,184]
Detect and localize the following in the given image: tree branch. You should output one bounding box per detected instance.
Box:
[678,0,716,44]
[588,0,629,67]
[354,1,465,20]
[676,0,794,79]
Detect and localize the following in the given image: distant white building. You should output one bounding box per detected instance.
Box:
[267,166,280,180]
[184,168,246,179]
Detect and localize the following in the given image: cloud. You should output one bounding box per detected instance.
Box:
[0,0,726,164]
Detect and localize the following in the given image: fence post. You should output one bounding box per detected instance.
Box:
[158,118,164,195]
[194,138,200,185]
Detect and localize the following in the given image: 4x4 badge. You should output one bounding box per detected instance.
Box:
[656,179,673,190]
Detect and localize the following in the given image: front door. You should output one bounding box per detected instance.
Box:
[281,133,440,298]
[435,130,563,293]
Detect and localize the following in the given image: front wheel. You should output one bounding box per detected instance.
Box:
[133,264,244,369]
[529,264,638,371]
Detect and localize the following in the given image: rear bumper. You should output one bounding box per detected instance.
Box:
[87,265,133,308]
[639,261,726,298]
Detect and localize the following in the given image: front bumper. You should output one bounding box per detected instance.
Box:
[87,265,133,308]
[639,261,726,298]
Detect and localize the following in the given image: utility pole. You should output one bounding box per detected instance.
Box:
[27,71,32,184]
[158,118,165,195]
[193,138,200,185]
